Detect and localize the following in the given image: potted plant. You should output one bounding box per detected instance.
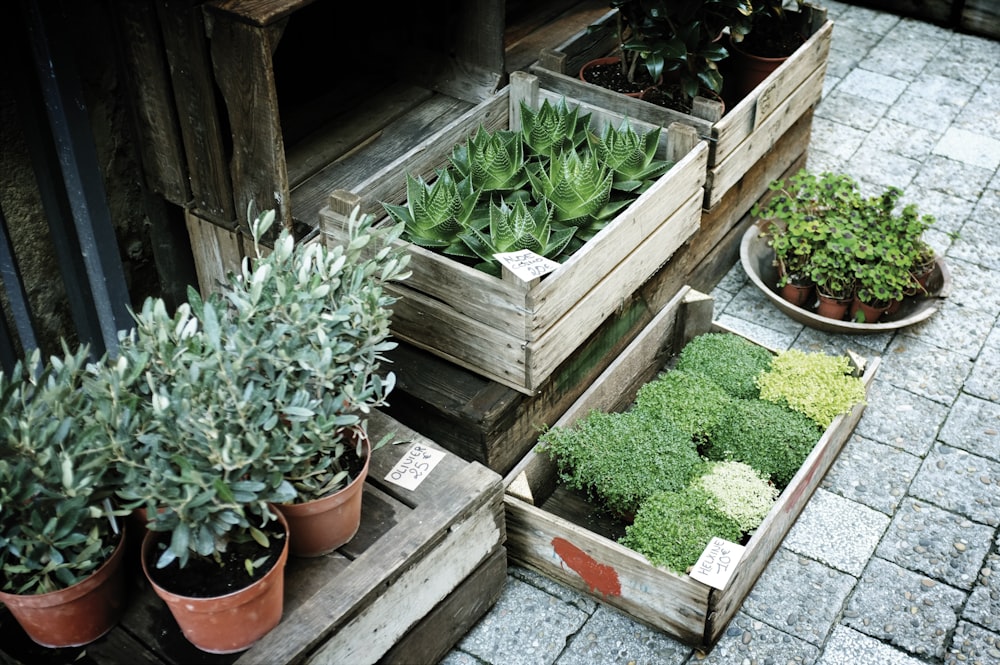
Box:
[725,0,808,102]
[115,206,410,652]
[0,344,134,648]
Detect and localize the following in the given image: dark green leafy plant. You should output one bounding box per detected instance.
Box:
[537,408,704,517]
[705,397,821,488]
[633,369,735,442]
[620,487,742,572]
[756,349,866,428]
[0,345,136,594]
[674,332,774,399]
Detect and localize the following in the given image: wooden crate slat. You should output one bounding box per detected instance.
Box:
[706,64,827,208]
[185,211,247,297]
[962,0,1000,38]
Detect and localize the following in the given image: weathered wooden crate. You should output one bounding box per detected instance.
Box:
[529,4,832,209]
[320,70,709,395]
[0,411,506,665]
[502,286,879,650]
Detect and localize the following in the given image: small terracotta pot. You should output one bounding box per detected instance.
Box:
[850,297,887,324]
[579,56,645,98]
[779,280,814,308]
[275,433,372,557]
[0,528,128,648]
[142,512,289,654]
[815,293,852,321]
[725,36,790,103]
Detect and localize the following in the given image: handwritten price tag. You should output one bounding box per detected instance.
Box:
[494,250,561,281]
[689,537,746,590]
[384,443,446,491]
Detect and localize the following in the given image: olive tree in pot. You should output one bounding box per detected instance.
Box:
[115,206,410,652]
[0,345,137,648]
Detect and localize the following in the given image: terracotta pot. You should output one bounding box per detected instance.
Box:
[0,528,128,648]
[275,433,371,557]
[579,56,645,98]
[779,280,814,308]
[815,293,852,321]
[142,512,289,654]
[850,297,887,324]
[725,35,790,103]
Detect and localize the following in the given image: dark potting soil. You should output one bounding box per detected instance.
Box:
[146,519,286,598]
[581,61,693,114]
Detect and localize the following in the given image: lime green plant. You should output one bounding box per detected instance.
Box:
[757,349,866,428]
[674,332,774,399]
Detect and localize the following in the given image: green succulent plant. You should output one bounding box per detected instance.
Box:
[382,168,479,256]
[589,119,673,194]
[519,98,591,160]
[459,197,576,275]
[451,126,529,193]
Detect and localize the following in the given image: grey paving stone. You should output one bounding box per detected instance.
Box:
[720,284,806,338]
[953,85,1000,139]
[438,650,484,665]
[833,5,901,36]
[509,566,598,613]
[971,186,1000,230]
[900,299,994,359]
[884,16,955,43]
[855,379,950,456]
[783,489,890,576]
[875,497,993,590]
[821,434,921,515]
[714,314,799,352]
[844,144,921,190]
[909,444,1000,527]
[902,187,974,237]
[740,548,856,646]
[805,148,848,175]
[556,605,692,665]
[683,612,820,665]
[911,154,996,203]
[963,551,1000,633]
[933,127,1000,171]
[815,88,888,131]
[817,625,929,665]
[860,116,940,162]
[844,557,966,660]
[945,620,1000,665]
[938,393,1000,462]
[712,262,747,296]
[951,218,1000,273]
[838,68,909,105]
[792,325,892,357]
[454,576,590,665]
[856,35,942,82]
[964,325,1000,403]
[941,257,1000,317]
[886,74,978,134]
[926,33,1000,87]
[876,335,973,405]
[809,116,867,162]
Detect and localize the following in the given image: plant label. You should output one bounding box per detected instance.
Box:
[385,443,446,491]
[690,537,746,590]
[494,250,560,281]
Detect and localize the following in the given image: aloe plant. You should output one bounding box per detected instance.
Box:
[519,98,591,159]
[459,198,576,275]
[382,168,479,256]
[589,119,673,194]
[451,126,529,193]
[525,148,617,227]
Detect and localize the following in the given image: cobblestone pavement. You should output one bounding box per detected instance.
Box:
[442,2,1000,663]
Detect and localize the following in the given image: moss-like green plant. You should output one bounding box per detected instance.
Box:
[674,332,774,399]
[620,487,743,573]
[756,349,867,428]
[704,398,821,488]
[537,408,705,516]
[694,460,778,532]
[633,369,735,442]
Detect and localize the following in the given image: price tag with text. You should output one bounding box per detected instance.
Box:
[384,443,446,491]
[494,250,561,281]
[689,537,746,590]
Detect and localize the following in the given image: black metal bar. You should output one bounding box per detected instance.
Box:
[0,206,40,368]
[21,0,133,357]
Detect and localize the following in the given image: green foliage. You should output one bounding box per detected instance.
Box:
[620,487,742,572]
[633,369,735,442]
[757,349,867,428]
[694,460,777,532]
[382,97,674,275]
[705,398,821,488]
[0,345,136,594]
[674,332,774,399]
[116,206,410,571]
[537,408,705,517]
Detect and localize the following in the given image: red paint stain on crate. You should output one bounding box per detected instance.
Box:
[552,537,622,597]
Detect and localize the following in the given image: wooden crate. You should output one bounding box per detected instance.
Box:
[502,286,880,650]
[528,4,832,209]
[0,411,506,665]
[320,70,709,395]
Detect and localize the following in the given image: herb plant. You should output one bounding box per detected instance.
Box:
[694,460,777,532]
[674,332,774,399]
[633,369,735,442]
[756,349,866,428]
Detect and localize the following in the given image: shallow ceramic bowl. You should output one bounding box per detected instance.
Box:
[739,220,952,334]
